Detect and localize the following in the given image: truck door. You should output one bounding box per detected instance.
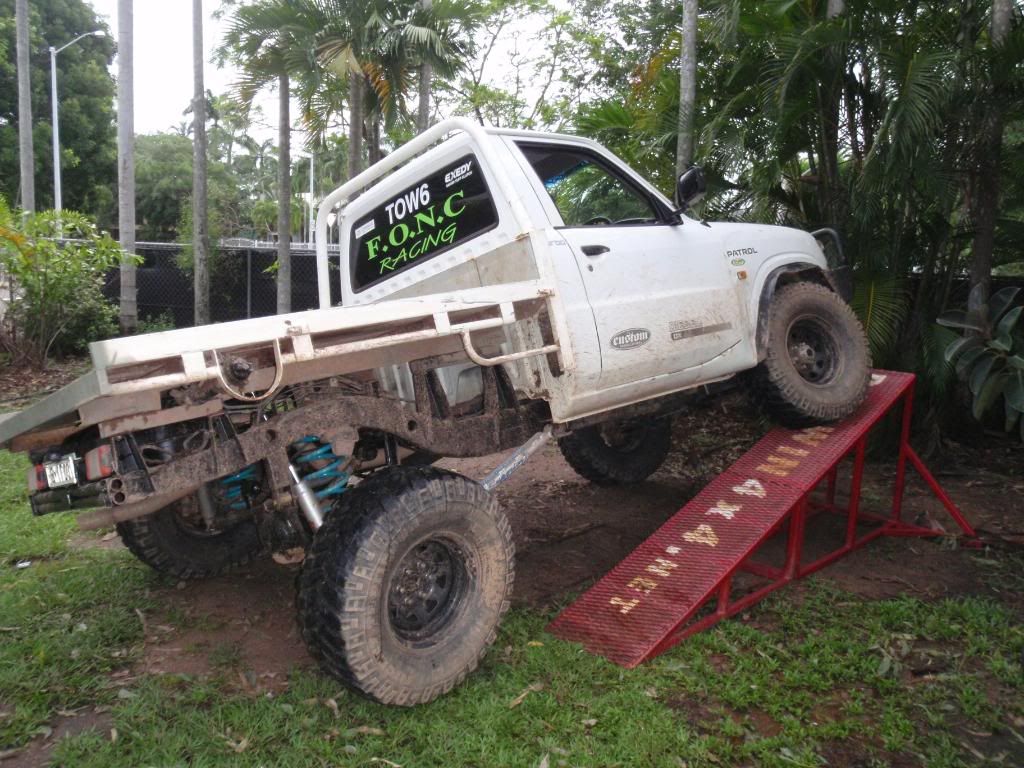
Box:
[515,142,746,391]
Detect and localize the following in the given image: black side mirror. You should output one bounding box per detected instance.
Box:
[675,166,706,210]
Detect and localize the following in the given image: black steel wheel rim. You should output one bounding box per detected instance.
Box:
[786,315,841,386]
[387,538,468,642]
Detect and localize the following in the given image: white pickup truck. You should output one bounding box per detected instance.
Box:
[0,118,869,705]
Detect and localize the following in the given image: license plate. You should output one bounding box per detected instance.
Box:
[44,455,78,489]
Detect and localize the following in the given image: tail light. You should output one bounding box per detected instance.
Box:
[84,445,116,480]
[27,465,47,492]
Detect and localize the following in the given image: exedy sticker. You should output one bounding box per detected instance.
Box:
[350,153,498,292]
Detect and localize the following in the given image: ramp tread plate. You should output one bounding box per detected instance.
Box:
[548,371,913,668]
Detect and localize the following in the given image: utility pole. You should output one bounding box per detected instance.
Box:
[118,0,137,333]
[192,0,210,325]
[15,0,35,212]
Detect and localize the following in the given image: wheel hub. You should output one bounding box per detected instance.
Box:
[787,317,840,385]
[387,539,465,641]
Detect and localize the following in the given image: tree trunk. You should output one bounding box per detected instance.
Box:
[417,0,433,133]
[276,73,291,315]
[348,72,364,179]
[118,0,137,334]
[15,0,35,212]
[817,0,846,228]
[417,62,433,133]
[368,115,382,165]
[192,0,210,326]
[968,0,1012,317]
[675,0,698,177]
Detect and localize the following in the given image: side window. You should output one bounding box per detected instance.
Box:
[516,143,660,226]
[349,153,499,292]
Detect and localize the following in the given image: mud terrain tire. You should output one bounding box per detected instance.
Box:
[298,467,514,706]
[558,417,672,485]
[752,281,871,426]
[117,495,263,580]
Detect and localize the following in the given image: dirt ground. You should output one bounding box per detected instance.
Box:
[8,391,1023,767]
[113,396,1024,688]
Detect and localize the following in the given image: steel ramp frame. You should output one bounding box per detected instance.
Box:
[548,370,978,668]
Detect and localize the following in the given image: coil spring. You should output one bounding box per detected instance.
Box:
[290,436,350,499]
[218,464,260,510]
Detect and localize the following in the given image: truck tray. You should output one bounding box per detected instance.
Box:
[0,281,557,451]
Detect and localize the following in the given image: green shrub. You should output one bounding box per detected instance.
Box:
[0,199,133,366]
[940,286,1024,440]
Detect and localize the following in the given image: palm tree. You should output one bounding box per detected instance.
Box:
[417,0,433,133]
[675,0,698,176]
[219,0,302,314]
[192,0,210,325]
[118,0,137,333]
[968,0,1015,317]
[15,0,34,212]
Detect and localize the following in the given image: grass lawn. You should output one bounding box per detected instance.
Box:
[1,446,1023,767]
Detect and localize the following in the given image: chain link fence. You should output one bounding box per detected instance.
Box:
[103,243,342,329]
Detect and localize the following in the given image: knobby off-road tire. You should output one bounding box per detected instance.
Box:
[558,417,672,485]
[116,494,264,580]
[298,466,514,706]
[752,281,871,427]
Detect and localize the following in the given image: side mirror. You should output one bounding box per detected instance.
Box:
[675,166,706,211]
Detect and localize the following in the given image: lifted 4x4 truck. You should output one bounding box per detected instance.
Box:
[0,119,870,706]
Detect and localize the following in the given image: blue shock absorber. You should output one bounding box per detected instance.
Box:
[219,464,260,510]
[290,436,350,500]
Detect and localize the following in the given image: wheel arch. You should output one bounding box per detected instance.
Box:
[751,262,838,361]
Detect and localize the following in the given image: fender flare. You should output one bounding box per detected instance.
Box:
[753,263,837,360]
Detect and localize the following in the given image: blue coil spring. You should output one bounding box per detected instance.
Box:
[218,464,260,510]
[290,436,350,499]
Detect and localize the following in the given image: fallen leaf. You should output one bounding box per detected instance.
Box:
[509,682,544,709]
[538,755,550,768]
[324,698,340,718]
[343,744,358,755]
[581,719,598,727]
[110,728,118,743]
[527,641,544,647]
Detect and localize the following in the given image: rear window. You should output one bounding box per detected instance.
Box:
[350,153,499,292]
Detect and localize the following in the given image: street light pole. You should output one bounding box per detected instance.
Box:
[49,30,103,213]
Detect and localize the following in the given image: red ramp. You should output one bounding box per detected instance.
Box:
[548,371,976,668]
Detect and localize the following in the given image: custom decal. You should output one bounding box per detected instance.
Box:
[669,319,733,341]
[349,153,499,292]
[610,328,651,350]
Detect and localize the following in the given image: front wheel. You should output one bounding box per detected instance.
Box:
[751,281,871,427]
[558,417,672,485]
[298,467,514,706]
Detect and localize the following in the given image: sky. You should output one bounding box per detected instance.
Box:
[88,0,278,136]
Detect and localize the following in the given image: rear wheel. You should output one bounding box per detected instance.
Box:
[558,417,672,485]
[298,467,514,706]
[117,493,264,580]
[751,281,871,426]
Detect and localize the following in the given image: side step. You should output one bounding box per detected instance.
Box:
[548,370,977,668]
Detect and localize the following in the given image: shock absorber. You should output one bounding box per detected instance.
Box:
[289,436,350,500]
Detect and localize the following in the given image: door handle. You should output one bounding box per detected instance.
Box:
[581,244,610,257]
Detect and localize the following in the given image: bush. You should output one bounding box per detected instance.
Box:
[0,199,132,366]
[940,286,1024,440]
